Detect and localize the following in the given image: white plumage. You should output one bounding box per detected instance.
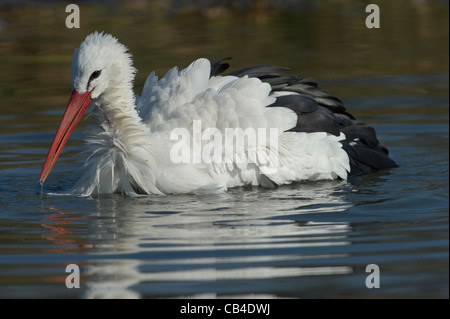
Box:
[40,32,355,196]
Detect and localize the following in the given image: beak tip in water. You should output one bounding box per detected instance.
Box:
[40,90,92,184]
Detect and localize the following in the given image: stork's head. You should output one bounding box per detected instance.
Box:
[39,32,135,184]
[71,31,136,99]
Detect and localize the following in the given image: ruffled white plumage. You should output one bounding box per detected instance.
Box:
[40,32,399,196]
[70,52,349,196]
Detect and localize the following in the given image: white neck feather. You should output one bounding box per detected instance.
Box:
[73,79,162,196]
[95,84,141,129]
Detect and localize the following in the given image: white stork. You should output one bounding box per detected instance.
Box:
[40,32,397,196]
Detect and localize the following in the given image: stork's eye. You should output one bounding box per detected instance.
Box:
[87,70,102,90]
[90,70,102,81]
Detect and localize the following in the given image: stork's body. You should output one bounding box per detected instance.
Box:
[40,32,397,196]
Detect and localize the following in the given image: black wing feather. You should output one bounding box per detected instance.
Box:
[209,58,398,176]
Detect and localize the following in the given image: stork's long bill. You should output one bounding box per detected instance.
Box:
[39,90,91,184]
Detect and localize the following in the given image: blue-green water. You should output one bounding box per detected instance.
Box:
[0,1,448,298]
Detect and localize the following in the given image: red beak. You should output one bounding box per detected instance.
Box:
[39,90,92,184]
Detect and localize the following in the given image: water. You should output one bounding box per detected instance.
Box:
[0,1,448,299]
